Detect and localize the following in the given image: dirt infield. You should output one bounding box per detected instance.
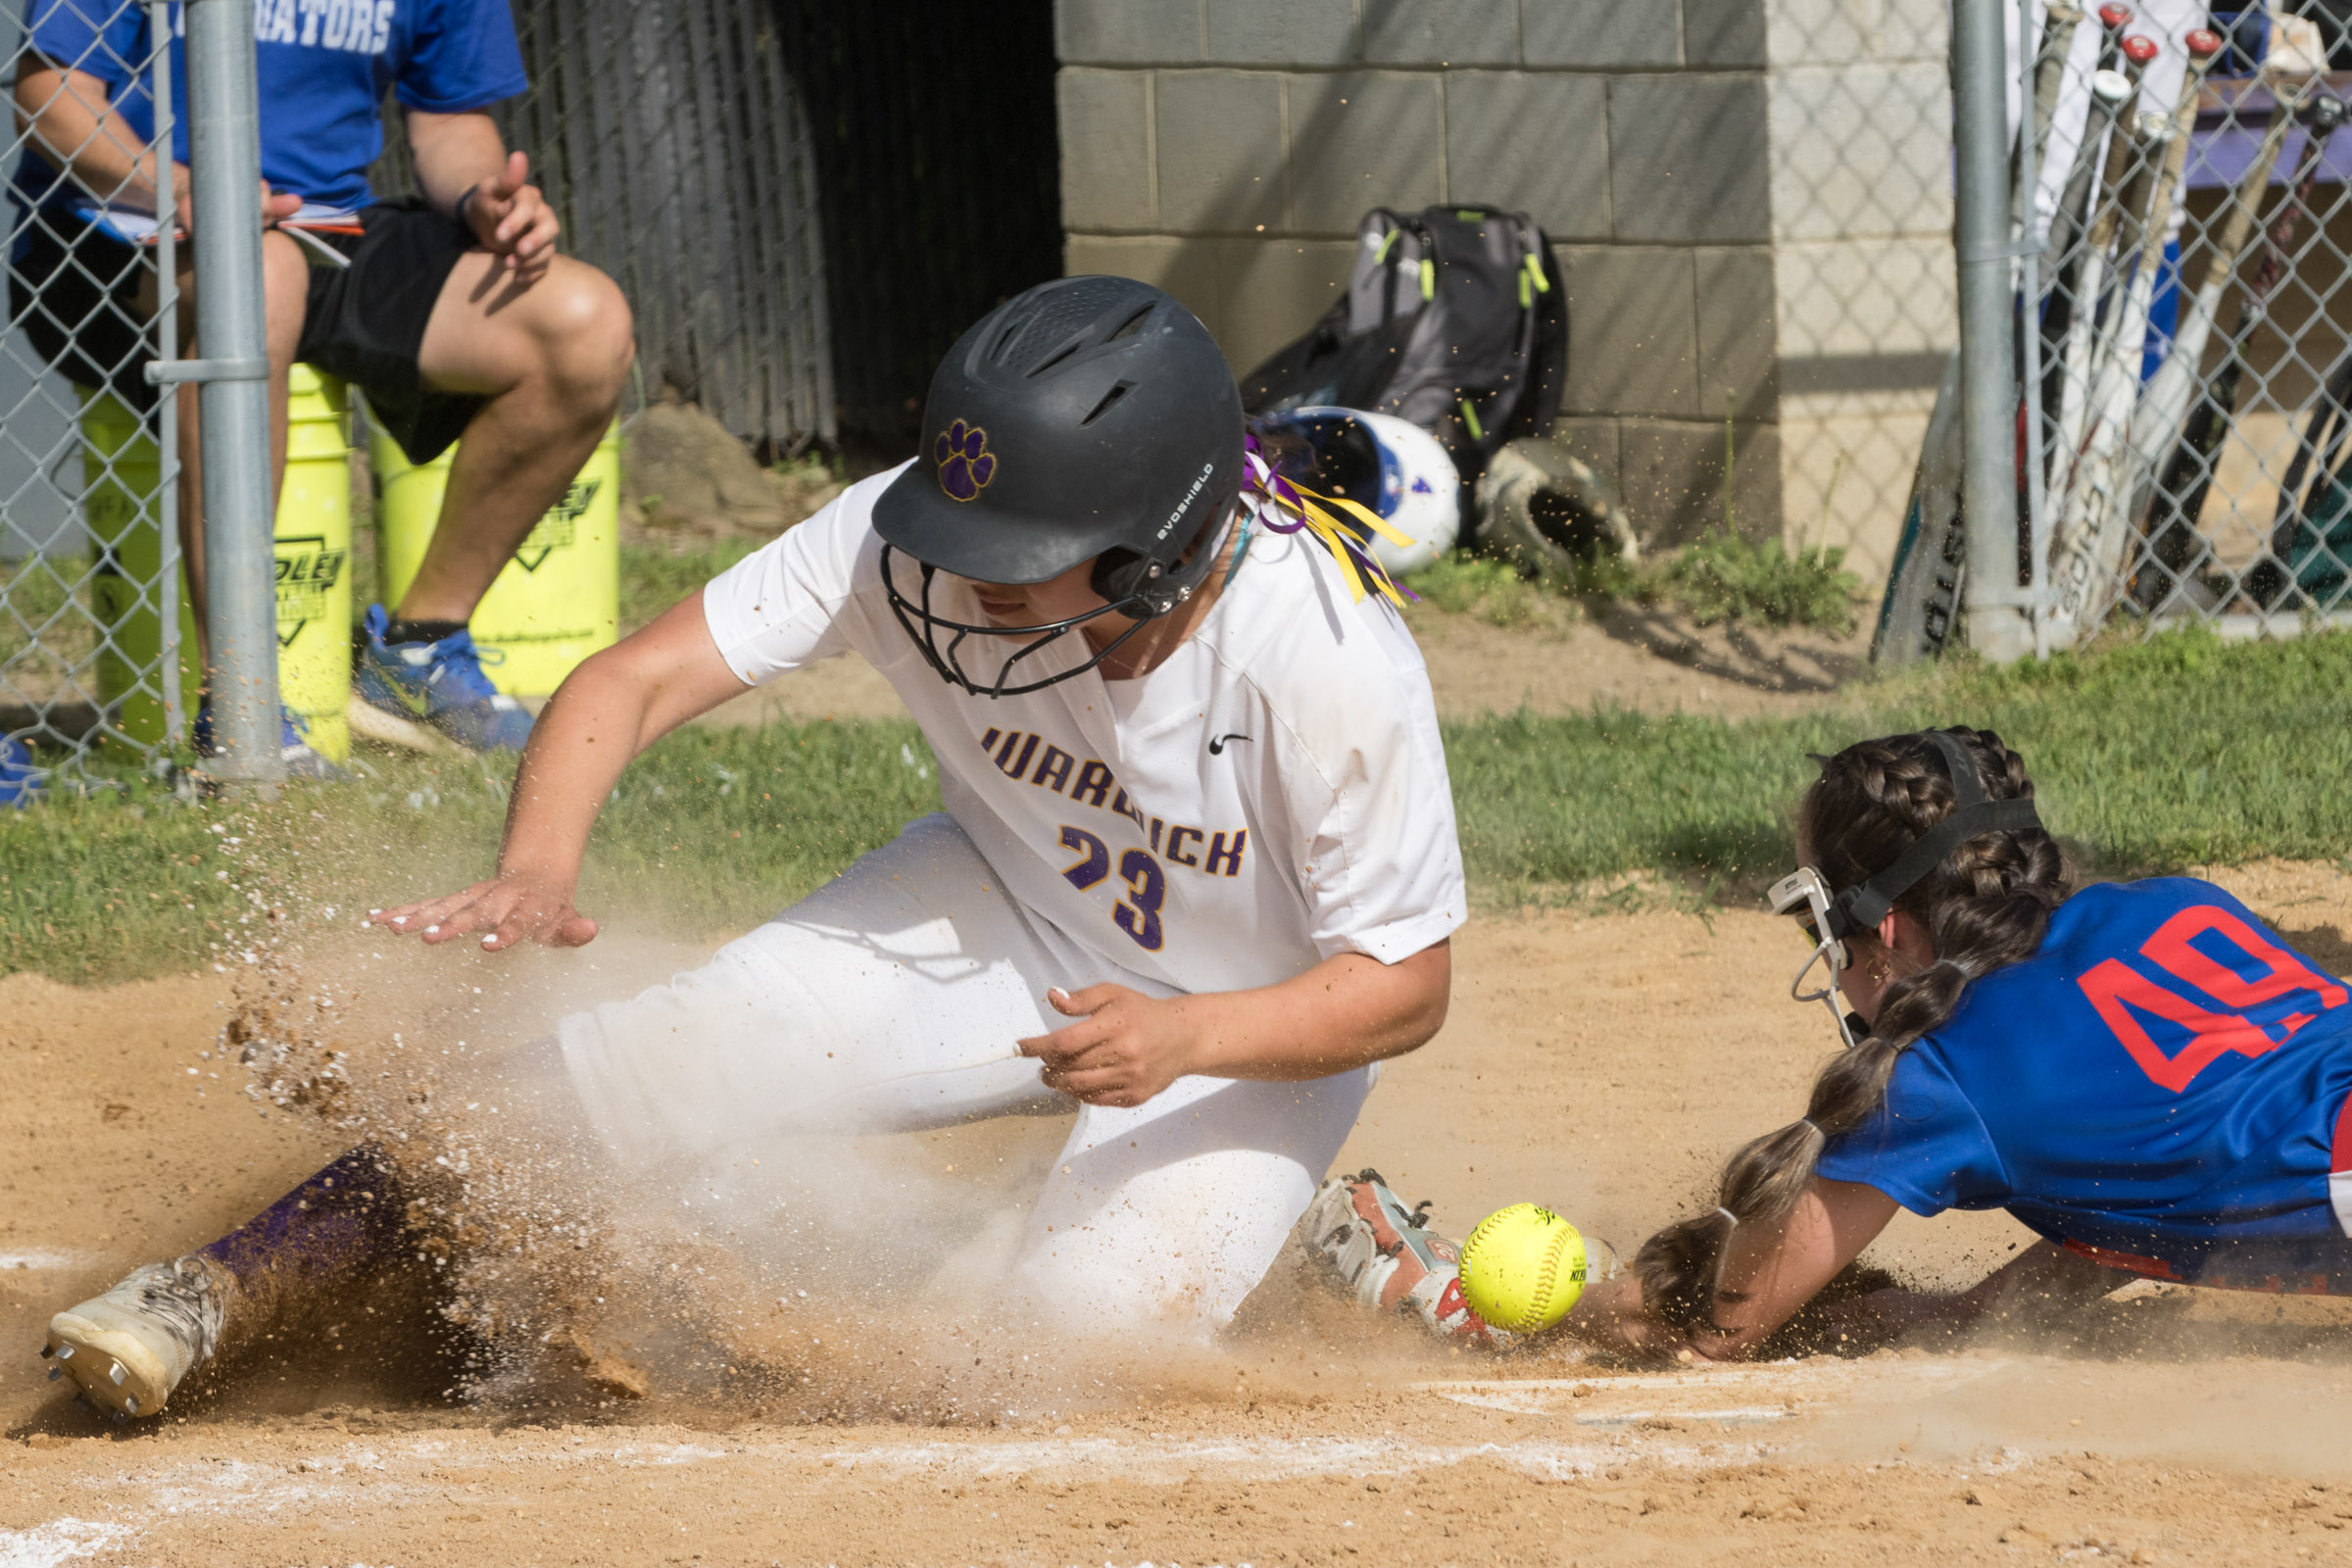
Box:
[8,861,2352,1563]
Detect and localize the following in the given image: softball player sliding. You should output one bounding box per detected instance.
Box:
[1312,726,2352,1357]
[40,278,1466,1420]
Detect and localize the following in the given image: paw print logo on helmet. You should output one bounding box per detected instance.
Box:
[936,419,997,501]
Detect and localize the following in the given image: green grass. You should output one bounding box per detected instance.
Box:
[0,771,245,982]
[572,719,939,928]
[9,624,2352,985]
[1404,538,1864,638]
[618,539,760,633]
[0,556,98,673]
[1401,555,1579,633]
[0,719,939,986]
[1632,536,1863,635]
[1448,626,2352,893]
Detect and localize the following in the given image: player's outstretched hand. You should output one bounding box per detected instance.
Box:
[1018,983,1197,1108]
[370,874,598,952]
[463,150,560,282]
[1560,1274,1700,1364]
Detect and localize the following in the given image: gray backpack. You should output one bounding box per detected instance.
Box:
[1240,205,1569,482]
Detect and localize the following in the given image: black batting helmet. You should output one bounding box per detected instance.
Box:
[872,276,1246,697]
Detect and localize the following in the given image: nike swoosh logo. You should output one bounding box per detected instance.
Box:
[368,665,434,717]
[1208,733,1251,756]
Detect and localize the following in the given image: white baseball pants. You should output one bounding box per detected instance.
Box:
[558,812,1373,1337]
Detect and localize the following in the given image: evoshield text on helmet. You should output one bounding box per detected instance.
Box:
[871,276,1246,698]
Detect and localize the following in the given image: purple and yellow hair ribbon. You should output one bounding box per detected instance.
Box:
[1241,436,1418,609]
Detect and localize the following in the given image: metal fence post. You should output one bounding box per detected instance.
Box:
[1953,0,2035,662]
[169,0,281,786]
[149,0,186,748]
[2013,0,2052,661]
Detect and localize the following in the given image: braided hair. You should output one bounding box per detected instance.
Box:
[1634,726,2070,1333]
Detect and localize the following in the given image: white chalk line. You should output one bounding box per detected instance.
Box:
[0,1251,99,1273]
[0,1519,132,1568]
[5,1364,2022,1551]
[1409,1356,2010,1399]
[7,1425,1775,1550]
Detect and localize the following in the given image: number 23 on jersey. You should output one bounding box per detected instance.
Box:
[1058,826,1166,952]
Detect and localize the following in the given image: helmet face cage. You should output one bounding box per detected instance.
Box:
[878,508,1230,700]
[871,276,1248,697]
[1769,866,1858,1049]
[1769,730,2044,1051]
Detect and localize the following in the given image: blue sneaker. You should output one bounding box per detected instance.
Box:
[355,604,535,752]
[0,734,42,808]
[193,699,343,782]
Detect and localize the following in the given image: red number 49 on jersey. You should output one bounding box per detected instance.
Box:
[2078,906,2350,1093]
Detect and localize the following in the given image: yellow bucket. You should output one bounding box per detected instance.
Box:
[80,365,354,759]
[80,390,199,745]
[369,419,620,697]
[272,368,355,760]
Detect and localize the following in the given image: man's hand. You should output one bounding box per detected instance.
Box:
[371,872,598,952]
[461,150,559,281]
[1018,984,1200,1108]
[153,165,296,238]
[178,175,303,237]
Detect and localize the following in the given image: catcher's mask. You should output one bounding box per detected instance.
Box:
[872,276,1246,699]
[1772,730,2043,1049]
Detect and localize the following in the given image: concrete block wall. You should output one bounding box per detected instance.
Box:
[1765,0,1955,587]
[1056,0,1785,548]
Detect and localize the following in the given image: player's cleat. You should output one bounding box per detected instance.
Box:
[193,699,344,781]
[44,1256,231,1420]
[1301,1169,1512,1348]
[356,604,535,752]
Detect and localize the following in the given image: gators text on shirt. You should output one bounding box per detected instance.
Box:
[11,0,525,218]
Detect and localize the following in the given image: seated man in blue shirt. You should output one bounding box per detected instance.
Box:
[11,0,636,755]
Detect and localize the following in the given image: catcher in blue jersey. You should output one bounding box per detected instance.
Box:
[1308,725,2352,1356]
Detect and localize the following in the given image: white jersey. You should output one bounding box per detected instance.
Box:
[701,465,1466,995]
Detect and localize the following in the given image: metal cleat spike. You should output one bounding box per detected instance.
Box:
[109,1360,125,1386]
[55,1344,73,1360]
[48,1366,62,1381]
[38,1344,52,1358]
[112,1410,126,1425]
[123,1396,138,1415]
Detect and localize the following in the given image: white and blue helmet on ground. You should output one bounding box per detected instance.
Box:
[1255,406,1461,577]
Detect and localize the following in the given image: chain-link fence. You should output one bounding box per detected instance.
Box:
[1,0,858,794]
[1767,0,1962,611]
[2,0,188,777]
[28,0,2333,786]
[1787,0,2352,661]
[2024,2,2352,647]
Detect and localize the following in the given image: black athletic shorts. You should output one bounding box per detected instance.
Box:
[6,198,487,465]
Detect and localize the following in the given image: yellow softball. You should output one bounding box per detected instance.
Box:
[1458,1201,1589,1332]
